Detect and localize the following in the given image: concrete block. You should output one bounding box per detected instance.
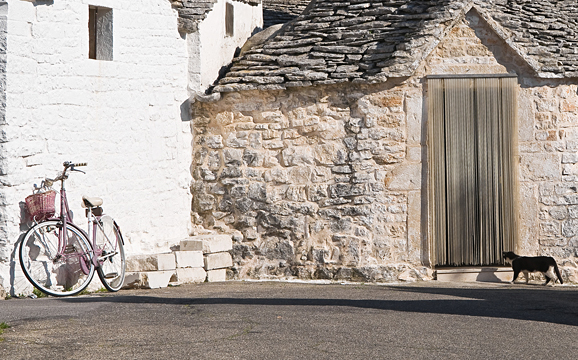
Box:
[196,234,233,253]
[143,271,174,289]
[206,269,227,282]
[180,239,203,251]
[204,252,233,270]
[123,271,174,289]
[126,253,176,272]
[176,267,207,284]
[174,250,204,268]
[436,267,513,283]
[157,253,176,271]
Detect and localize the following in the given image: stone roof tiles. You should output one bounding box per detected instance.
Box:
[263,0,311,28]
[212,0,578,94]
[478,0,578,78]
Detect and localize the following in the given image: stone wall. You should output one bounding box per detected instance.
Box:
[0,2,6,291]
[518,84,578,282]
[191,8,578,283]
[422,11,578,281]
[0,0,192,294]
[192,82,429,282]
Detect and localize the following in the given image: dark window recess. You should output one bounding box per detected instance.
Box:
[89,6,113,61]
[225,3,234,37]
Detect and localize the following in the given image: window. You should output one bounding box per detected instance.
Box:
[225,2,234,37]
[89,6,113,61]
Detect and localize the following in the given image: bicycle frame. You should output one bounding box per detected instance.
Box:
[21,161,126,296]
[45,166,116,272]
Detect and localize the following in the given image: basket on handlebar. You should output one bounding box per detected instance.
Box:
[25,190,57,221]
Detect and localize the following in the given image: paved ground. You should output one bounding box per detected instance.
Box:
[1,280,578,359]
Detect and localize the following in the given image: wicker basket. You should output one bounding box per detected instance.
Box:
[25,190,56,221]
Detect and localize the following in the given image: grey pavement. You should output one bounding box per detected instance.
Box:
[1,280,578,359]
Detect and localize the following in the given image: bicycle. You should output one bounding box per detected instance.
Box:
[19,161,126,297]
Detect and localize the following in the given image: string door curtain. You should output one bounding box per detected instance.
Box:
[428,76,518,267]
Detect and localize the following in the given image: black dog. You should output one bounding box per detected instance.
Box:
[503,251,563,285]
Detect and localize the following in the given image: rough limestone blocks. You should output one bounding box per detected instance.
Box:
[190,234,233,282]
[125,253,176,272]
[204,252,233,270]
[173,250,207,284]
[123,270,174,289]
[207,269,227,282]
[174,250,204,269]
[176,267,207,284]
[180,239,203,251]
[197,234,233,253]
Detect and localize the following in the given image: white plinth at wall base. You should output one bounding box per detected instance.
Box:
[435,267,514,283]
[122,234,234,289]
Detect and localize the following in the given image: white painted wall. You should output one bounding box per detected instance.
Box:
[0,0,193,294]
[189,0,262,93]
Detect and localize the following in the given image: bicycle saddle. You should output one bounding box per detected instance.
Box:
[82,195,103,208]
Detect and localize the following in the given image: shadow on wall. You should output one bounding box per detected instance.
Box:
[8,201,41,296]
[29,0,55,6]
[475,268,508,283]
[180,99,191,122]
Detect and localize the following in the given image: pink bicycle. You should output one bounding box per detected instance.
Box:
[19,162,126,296]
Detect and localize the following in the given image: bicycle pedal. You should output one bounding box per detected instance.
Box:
[104,272,118,279]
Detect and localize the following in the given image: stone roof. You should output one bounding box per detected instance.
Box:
[263,0,311,28]
[170,0,261,33]
[212,0,578,94]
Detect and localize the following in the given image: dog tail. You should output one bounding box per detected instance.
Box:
[554,262,564,284]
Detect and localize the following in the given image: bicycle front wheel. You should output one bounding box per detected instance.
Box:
[19,220,95,297]
[95,215,126,292]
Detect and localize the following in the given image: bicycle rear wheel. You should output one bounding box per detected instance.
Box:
[95,215,126,292]
[19,220,95,297]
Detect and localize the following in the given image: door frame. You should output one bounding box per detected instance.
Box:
[426,74,520,267]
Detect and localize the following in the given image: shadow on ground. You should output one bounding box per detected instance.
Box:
[57,284,578,327]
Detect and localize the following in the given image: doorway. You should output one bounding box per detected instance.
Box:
[428,75,518,267]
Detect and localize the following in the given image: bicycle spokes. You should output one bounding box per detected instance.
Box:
[20,221,95,297]
[95,215,126,292]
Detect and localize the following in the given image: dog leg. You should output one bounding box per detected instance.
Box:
[511,269,520,284]
[523,270,529,284]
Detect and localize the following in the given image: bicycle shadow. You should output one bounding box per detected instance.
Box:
[10,200,82,297]
[8,202,36,297]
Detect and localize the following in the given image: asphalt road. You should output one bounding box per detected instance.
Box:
[1,281,578,359]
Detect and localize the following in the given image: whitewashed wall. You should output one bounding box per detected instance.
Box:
[189,0,262,93]
[0,0,193,294]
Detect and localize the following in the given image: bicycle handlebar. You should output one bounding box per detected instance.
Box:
[63,161,87,168]
[43,162,88,187]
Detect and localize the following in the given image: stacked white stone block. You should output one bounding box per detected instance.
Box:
[123,234,233,288]
[174,246,207,284]
[124,253,177,289]
[198,234,233,282]
[124,247,206,289]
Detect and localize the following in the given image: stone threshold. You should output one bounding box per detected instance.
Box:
[435,267,513,283]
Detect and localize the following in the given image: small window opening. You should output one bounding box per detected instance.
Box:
[89,6,113,61]
[225,3,234,37]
